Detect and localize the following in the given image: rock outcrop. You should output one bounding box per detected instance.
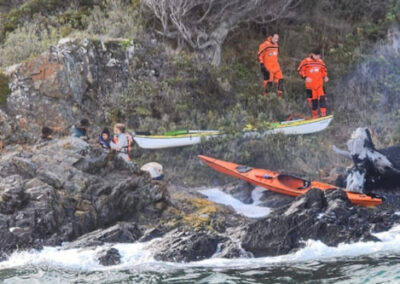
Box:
[0,137,168,258]
[241,188,399,257]
[333,127,400,193]
[151,227,251,262]
[0,109,25,146]
[63,222,143,249]
[2,36,166,144]
[151,229,225,262]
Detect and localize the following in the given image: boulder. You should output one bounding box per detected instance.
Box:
[140,162,163,180]
[97,247,121,266]
[333,128,400,193]
[241,188,398,257]
[151,229,225,262]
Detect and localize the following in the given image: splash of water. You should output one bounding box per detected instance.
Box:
[199,187,270,218]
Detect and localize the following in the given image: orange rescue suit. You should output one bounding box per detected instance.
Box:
[258,36,283,85]
[297,56,327,99]
[297,56,328,117]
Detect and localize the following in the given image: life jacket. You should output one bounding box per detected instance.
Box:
[257,40,270,63]
[126,133,133,153]
[112,133,133,153]
[257,36,280,72]
[297,56,327,88]
[98,135,110,148]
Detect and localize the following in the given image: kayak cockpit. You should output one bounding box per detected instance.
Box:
[277,175,310,190]
[236,165,253,173]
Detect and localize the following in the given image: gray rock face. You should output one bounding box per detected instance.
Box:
[241,188,398,257]
[0,138,168,257]
[0,109,28,146]
[3,37,165,144]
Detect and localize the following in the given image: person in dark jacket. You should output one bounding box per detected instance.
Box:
[98,127,111,148]
[41,126,53,141]
[71,119,90,140]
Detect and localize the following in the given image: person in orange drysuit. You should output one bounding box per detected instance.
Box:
[257,33,284,97]
[297,49,329,118]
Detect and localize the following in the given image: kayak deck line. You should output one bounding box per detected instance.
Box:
[133,131,220,139]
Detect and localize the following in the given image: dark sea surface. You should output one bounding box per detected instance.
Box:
[1,253,400,283]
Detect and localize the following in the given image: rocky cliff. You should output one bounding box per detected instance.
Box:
[0,137,167,259]
[1,36,164,145]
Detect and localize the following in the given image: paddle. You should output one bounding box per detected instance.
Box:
[135,131,151,135]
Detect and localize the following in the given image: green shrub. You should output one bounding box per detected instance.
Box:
[0,0,97,43]
[0,23,59,68]
[85,1,142,39]
[0,73,10,106]
[57,8,90,31]
[0,0,66,42]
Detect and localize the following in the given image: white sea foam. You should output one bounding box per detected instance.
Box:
[186,225,400,268]
[0,242,157,271]
[1,225,400,271]
[199,187,270,218]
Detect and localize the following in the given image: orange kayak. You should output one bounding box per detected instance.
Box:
[198,155,382,207]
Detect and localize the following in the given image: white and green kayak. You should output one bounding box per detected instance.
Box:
[244,114,334,137]
[133,115,333,149]
[133,130,220,149]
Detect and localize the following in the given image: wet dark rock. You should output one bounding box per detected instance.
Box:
[0,138,168,257]
[257,189,294,208]
[212,239,252,259]
[139,227,166,243]
[241,188,396,257]
[97,247,121,266]
[221,181,292,208]
[63,222,142,249]
[151,229,226,262]
[221,181,253,204]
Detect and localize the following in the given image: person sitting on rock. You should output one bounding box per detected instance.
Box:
[71,119,90,141]
[41,126,53,141]
[110,123,133,161]
[98,127,111,149]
